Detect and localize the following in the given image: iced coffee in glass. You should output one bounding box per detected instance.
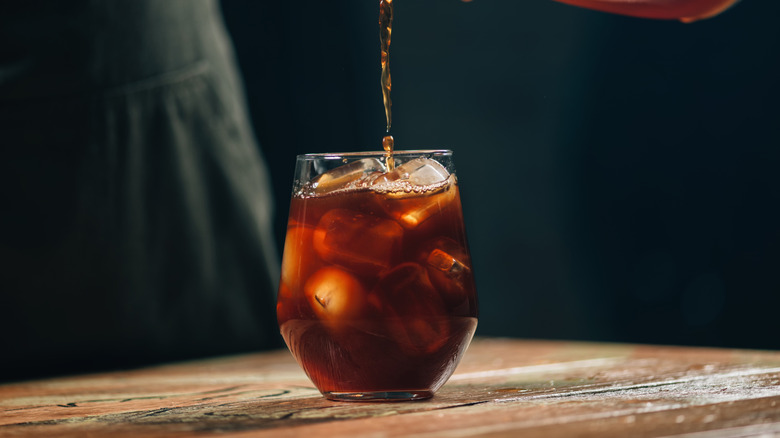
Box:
[277,150,478,401]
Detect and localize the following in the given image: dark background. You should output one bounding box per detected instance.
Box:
[221,1,780,350]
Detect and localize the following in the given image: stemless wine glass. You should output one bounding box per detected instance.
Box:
[276,150,478,401]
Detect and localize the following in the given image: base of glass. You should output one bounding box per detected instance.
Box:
[323,390,434,402]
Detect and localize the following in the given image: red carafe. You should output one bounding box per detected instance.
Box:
[551,0,740,22]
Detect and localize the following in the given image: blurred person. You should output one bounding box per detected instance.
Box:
[0,0,281,381]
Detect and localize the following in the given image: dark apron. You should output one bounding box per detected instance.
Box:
[0,0,281,381]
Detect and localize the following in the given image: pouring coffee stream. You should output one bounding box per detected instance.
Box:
[380,0,395,171]
[376,0,739,168]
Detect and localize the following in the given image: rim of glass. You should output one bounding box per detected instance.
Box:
[298,149,452,159]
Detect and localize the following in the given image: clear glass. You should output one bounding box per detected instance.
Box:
[277,150,478,401]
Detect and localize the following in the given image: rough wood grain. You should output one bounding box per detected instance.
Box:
[1,338,779,437]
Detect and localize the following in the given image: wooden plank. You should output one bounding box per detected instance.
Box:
[1,339,779,437]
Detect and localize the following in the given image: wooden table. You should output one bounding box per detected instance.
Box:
[2,338,780,437]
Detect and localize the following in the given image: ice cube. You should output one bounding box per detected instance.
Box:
[375,177,458,229]
[371,158,458,228]
[311,158,386,195]
[420,237,475,309]
[280,226,322,295]
[370,263,449,355]
[313,209,403,274]
[375,157,450,187]
[304,267,367,321]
